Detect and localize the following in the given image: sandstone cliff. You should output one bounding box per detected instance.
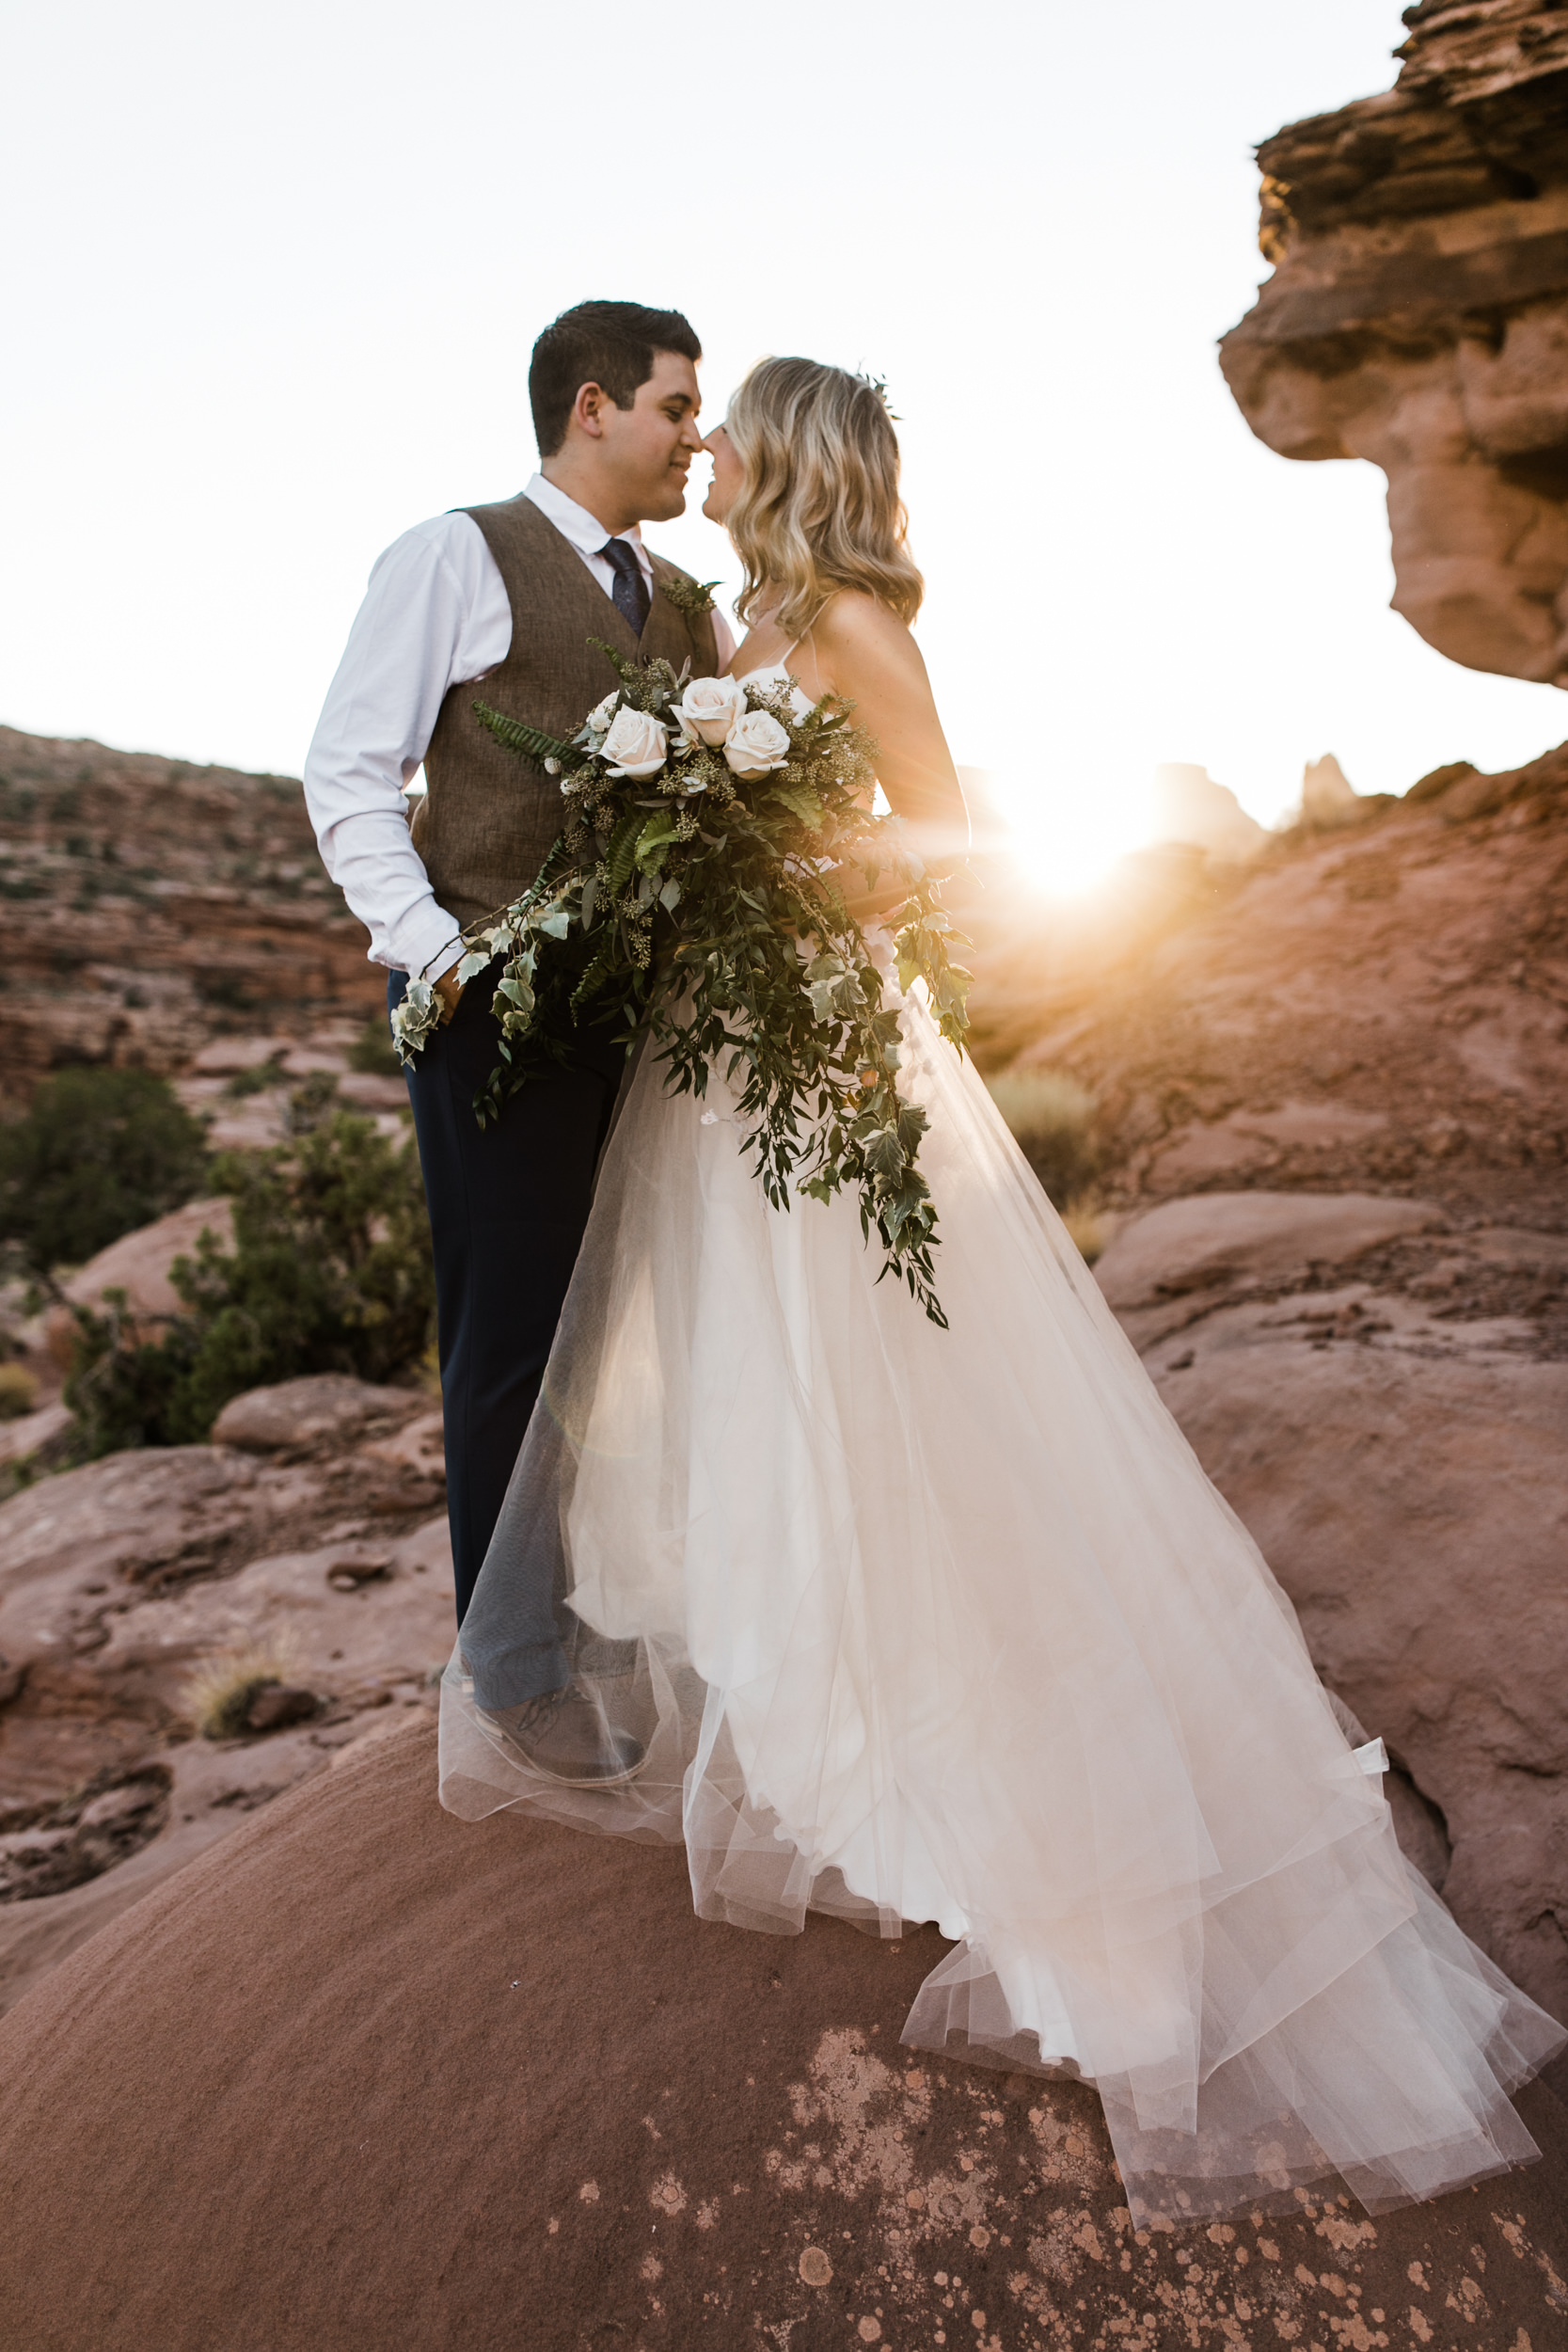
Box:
[0,725,384,1110]
[1220,0,1568,686]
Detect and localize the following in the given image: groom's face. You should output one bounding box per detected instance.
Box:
[596,350,705,525]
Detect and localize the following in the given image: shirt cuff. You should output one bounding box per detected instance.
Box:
[389,903,468,982]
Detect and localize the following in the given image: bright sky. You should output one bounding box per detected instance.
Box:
[4,0,1563,895]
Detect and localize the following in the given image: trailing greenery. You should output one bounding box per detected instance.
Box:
[63,1104,435,1458]
[0,1068,208,1279]
[391,647,972,1324]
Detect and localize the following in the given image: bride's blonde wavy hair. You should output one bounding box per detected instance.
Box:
[725,358,924,639]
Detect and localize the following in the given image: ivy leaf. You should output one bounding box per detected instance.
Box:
[863,1128,907,1179]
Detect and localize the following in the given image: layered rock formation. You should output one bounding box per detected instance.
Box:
[1220,0,1568,685]
[2,1720,1565,2352]
[0,725,385,1110]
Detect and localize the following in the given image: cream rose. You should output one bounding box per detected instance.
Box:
[600,705,672,780]
[723,707,792,780]
[673,674,750,748]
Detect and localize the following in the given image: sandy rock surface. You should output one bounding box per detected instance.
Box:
[1,1716,1563,2352]
[0,1375,453,2002]
[1095,1191,1447,1343]
[1096,1189,1568,2039]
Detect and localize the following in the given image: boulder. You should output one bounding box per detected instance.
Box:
[0,1717,1564,2352]
[52,1196,234,1351]
[210,1375,426,1457]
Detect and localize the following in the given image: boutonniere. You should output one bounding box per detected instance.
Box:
[657,576,721,620]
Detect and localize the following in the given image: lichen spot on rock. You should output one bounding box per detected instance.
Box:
[798,2245,833,2286]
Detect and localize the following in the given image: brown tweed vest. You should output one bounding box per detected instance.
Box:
[414,495,720,936]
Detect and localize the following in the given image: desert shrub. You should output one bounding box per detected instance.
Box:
[346,1012,402,1078]
[64,1107,435,1457]
[985,1068,1101,1207]
[224,1055,287,1099]
[63,1288,201,1454]
[0,1068,208,1279]
[0,1363,39,1419]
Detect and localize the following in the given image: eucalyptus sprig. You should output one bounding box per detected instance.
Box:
[391,650,972,1323]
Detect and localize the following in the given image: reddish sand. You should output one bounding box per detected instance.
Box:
[1,1716,1565,2352]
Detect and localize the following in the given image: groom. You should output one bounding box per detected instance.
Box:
[304,300,730,1777]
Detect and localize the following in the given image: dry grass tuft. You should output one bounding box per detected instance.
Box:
[0,1364,40,1421]
[986,1066,1102,1218]
[182,1634,301,1741]
[1060,1202,1109,1264]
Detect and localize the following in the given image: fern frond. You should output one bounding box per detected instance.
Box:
[472,701,577,768]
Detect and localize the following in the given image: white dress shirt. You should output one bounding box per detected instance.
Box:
[303,473,736,978]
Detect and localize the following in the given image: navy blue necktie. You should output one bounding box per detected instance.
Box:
[600,537,650,639]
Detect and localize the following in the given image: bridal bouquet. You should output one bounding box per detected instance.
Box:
[391,644,971,1323]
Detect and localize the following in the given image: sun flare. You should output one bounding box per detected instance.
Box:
[977,769,1158,898]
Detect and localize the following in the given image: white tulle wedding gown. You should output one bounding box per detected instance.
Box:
[438,665,1563,2228]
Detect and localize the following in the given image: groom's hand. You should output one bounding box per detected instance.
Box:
[432,962,467,1025]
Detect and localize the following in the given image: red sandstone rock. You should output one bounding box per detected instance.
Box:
[1126,1281,1568,2036]
[1220,2,1568,685]
[0,1717,1562,2352]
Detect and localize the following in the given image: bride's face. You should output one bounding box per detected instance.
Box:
[701,422,745,527]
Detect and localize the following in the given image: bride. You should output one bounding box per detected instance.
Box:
[438,357,1564,2227]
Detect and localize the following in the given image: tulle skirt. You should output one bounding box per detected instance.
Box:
[438,971,1564,2228]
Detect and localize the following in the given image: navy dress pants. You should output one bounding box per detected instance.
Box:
[389,967,626,1627]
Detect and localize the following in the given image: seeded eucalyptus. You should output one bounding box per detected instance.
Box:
[656,575,721,619]
[391,644,972,1324]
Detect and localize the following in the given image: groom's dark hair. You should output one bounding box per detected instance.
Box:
[531,300,702,457]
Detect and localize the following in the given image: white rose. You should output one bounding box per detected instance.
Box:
[673,674,750,748]
[723,707,792,780]
[600,705,672,780]
[586,691,619,736]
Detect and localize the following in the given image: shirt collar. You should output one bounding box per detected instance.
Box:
[524,471,645,560]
